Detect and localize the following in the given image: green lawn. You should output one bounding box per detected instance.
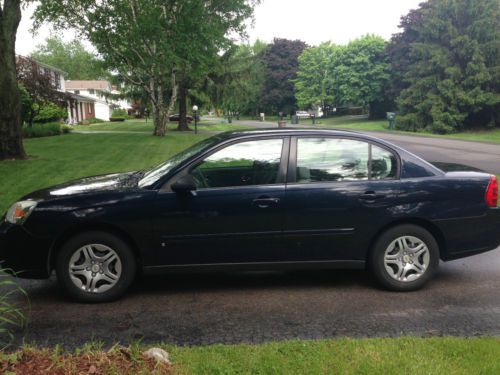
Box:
[297,117,500,143]
[2,337,500,374]
[0,131,206,215]
[76,119,252,133]
[167,337,500,374]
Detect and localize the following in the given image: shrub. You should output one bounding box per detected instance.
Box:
[19,84,33,124]
[88,118,105,124]
[109,117,126,122]
[61,124,74,134]
[0,270,27,347]
[33,102,68,123]
[23,122,64,138]
[112,108,129,118]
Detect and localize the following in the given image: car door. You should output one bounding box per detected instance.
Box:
[282,136,401,262]
[152,136,289,266]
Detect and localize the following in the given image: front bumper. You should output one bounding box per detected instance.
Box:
[0,221,52,279]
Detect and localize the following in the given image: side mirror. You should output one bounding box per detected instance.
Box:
[171,174,197,193]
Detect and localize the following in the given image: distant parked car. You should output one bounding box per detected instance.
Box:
[1,129,499,302]
[295,111,311,118]
[169,114,193,123]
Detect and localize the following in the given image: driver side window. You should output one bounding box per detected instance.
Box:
[189,139,283,189]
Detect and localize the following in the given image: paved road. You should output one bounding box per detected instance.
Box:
[236,120,500,174]
[6,121,500,348]
[9,247,500,348]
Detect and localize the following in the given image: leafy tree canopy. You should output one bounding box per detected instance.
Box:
[31,36,108,80]
[210,40,266,115]
[294,35,391,118]
[294,42,340,111]
[260,38,307,115]
[33,0,258,136]
[389,0,500,133]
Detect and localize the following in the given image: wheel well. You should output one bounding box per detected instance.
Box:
[367,218,447,262]
[49,223,143,272]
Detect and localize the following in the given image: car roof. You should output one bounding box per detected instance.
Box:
[217,128,395,147]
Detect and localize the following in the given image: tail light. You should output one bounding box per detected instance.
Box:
[485,175,498,207]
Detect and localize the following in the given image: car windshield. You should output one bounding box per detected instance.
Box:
[138,136,222,188]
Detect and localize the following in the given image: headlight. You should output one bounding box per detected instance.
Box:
[5,200,38,225]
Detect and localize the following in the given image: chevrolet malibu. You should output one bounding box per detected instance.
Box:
[1,129,499,302]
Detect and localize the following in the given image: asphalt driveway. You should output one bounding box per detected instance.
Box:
[7,246,500,348]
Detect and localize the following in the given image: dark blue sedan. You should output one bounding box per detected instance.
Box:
[1,129,499,302]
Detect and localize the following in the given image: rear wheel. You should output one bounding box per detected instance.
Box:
[370,224,439,291]
[56,231,136,302]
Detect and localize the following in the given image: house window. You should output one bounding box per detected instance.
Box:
[74,90,80,94]
[54,72,61,89]
[88,103,93,114]
[89,89,95,95]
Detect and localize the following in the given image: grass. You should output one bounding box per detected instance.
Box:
[0,131,207,215]
[2,337,500,374]
[296,116,500,143]
[76,119,252,133]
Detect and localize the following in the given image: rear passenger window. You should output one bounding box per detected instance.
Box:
[296,138,398,183]
[297,138,369,182]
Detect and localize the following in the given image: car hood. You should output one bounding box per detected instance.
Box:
[23,171,142,200]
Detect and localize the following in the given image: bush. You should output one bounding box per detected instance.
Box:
[61,124,74,134]
[23,122,65,138]
[34,102,68,123]
[109,117,126,122]
[0,270,27,346]
[19,84,32,124]
[111,108,129,118]
[88,118,105,124]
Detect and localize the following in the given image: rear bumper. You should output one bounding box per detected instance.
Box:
[0,221,52,279]
[437,208,500,261]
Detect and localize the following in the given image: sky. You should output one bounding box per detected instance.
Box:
[16,0,423,56]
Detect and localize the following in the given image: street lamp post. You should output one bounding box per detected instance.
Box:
[192,105,199,134]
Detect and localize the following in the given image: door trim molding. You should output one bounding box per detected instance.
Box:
[143,259,365,274]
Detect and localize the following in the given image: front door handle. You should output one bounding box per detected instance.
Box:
[253,197,280,208]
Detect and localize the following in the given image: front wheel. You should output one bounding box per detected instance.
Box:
[370,224,439,291]
[56,231,136,302]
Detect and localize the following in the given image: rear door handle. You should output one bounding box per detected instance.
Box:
[359,191,386,201]
[253,197,280,208]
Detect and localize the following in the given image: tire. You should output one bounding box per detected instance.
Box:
[56,231,136,302]
[370,224,439,291]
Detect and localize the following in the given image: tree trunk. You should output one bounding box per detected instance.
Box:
[152,83,166,136]
[177,83,189,131]
[0,0,26,160]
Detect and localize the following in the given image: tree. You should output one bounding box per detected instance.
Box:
[260,38,307,115]
[34,0,257,136]
[389,0,500,133]
[16,55,70,127]
[209,41,266,117]
[293,36,391,119]
[294,42,340,113]
[31,36,108,80]
[0,0,26,160]
[335,35,392,119]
